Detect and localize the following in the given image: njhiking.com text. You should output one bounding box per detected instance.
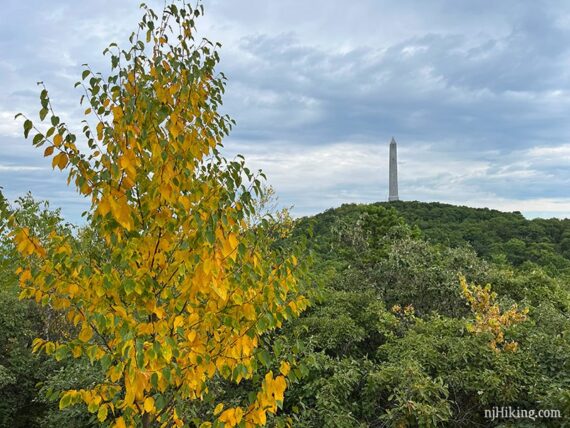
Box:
[484,406,561,422]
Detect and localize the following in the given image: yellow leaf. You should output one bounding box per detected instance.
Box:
[203,258,212,274]
[279,361,291,376]
[161,343,172,361]
[211,282,227,301]
[154,306,166,319]
[79,325,93,342]
[213,403,224,415]
[144,396,155,413]
[32,338,45,353]
[243,303,256,321]
[137,323,154,335]
[115,202,132,230]
[19,269,32,284]
[72,346,82,358]
[59,390,76,409]
[53,134,63,147]
[169,84,180,96]
[96,122,104,140]
[228,233,239,251]
[80,181,91,195]
[45,342,56,355]
[173,315,184,329]
[52,152,68,170]
[97,404,108,422]
[57,153,68,169]
[98,197,111,216]
[51,153,61,169]
[112,106,123,120]
[115,417,127,428]
[69,283,79,296]
[219,407,243,427]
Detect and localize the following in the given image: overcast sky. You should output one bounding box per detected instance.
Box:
[2,0,570,221]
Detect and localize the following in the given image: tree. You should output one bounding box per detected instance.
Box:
[459,276,528,352]
[12,2,308,427]
[0,194,74,427]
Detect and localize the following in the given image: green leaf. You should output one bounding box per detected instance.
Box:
[155,394,167,411]
[136,339,144,368]
[100,354,112,371]
[82,69,90,80]
[54,346,68,361]
[151,372,159,389]
[33,133,44,146]
[205,227,215,244]
[162,367,171,382]
[257,349,271,368]
[124,278,135,295]
[23,120,33,138]
[39,108,48,121]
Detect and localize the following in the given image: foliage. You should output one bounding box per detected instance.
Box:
[12,2,307,427]
[371,238,490,317]
[277,202,570,427]
[381,200,570,274]
[3,193,570,426]
[365,360,452,427]
[460,276,528,352]
[0,194,70,428]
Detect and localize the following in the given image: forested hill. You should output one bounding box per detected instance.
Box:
[279,201,570,427]
[375,200,570,274]
[2,197,570,427]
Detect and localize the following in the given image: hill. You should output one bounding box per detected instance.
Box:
[279,201,570,427]
[377,201,570,273]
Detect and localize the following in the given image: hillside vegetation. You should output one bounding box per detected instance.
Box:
[271,202,570,427]
[1,198,569,427]
[381,201,570,273]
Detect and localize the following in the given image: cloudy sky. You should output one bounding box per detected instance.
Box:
[2,0,570,221]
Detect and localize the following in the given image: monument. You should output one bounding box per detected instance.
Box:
[388,137,399,201]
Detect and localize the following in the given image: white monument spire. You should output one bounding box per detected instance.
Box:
[388,137,399,201]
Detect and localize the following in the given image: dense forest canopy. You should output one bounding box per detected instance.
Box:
[2,197,569,426]
[379,201,570,274]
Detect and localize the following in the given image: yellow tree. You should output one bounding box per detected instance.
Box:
[12,2,308,426]
[459,277,527,352]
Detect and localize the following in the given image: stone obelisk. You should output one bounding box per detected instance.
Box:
[388,137,399,201]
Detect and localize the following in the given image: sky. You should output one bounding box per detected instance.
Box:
[2,0,570,221]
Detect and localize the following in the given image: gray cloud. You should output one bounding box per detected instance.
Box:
[2,0,570,221]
